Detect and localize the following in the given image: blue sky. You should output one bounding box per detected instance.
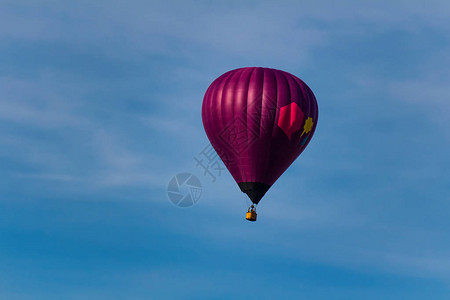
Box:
[1,0,449,299]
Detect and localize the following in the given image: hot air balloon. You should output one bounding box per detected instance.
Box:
[202,67,318,221]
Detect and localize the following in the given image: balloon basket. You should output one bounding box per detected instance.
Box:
[245,205,257,222]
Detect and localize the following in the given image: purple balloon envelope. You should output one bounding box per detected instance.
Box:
[202,67,318,204]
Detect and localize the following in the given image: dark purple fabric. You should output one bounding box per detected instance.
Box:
[202,67,318,192]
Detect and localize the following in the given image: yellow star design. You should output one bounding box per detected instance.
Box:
[301,117,314,136]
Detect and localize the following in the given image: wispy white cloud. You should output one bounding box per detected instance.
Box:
[0,71,174,189]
